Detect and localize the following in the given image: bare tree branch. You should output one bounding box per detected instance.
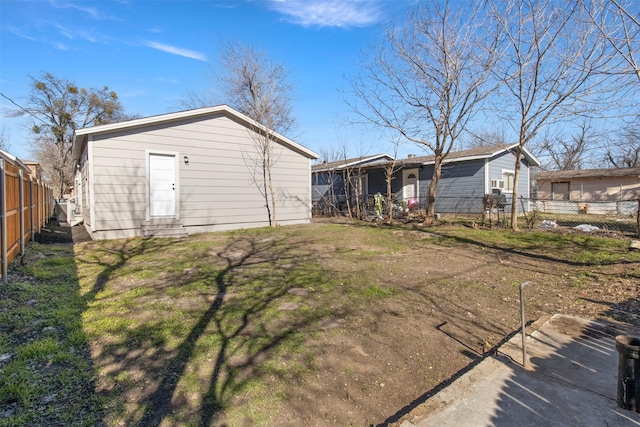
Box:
[346,0,501,221]
[217,42,297,226]
[488,0,619,230]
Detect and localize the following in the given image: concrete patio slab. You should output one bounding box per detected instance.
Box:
[398,314,640,427]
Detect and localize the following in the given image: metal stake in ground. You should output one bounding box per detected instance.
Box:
[520,281,531,367]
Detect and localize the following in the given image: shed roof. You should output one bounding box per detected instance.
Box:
[533,167,640,181]
[72,104,319,161]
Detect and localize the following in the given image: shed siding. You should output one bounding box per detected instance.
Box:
[536,176,640,201]
[87,113,311,238]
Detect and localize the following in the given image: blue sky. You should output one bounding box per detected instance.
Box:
[1,0,414,161]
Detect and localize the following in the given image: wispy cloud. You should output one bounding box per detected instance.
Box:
[267,0,381,28]
[54,23,97,42]
[48,0,118,20]
[6,26,35,41]
[141,40,208,62]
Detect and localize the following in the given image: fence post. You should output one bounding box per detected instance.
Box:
[1,159,7,284]
[520,281,531,367]
[30,176,34,242]
[19,169,24,255]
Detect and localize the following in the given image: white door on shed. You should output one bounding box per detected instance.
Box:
[149,153,176,217]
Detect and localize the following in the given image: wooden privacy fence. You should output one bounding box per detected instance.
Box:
[0,151,54,284]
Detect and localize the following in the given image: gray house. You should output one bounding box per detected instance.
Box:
[72,105,318,240]
[312,144,540,215]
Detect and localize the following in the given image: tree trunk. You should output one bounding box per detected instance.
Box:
[424,157,442,223]
[262,155,272,226]
[267,162,277,227]
[386,167,393,222]
[343,171,352,219]
[510,144,524,231]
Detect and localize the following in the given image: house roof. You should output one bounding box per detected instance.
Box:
[312,144,541,173]
[72,104,319,161]
[400,144,541,167]
[533,167,640,181]
[312,153,395,172]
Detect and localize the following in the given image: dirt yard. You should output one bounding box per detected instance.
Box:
[6,218,640,426]
[264,220,640,426]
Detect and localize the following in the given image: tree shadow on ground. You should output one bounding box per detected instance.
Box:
[74,232,329,426]
[486,316,640,426]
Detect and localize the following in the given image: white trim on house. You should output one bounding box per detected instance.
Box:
[405,144,541,168]
[312,153,395,173]
[484,158,490,194]
[73,105,318,161]
[88,136,96,233]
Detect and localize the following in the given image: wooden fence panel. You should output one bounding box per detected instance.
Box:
[1,152,54,283]
[22,172,31,244]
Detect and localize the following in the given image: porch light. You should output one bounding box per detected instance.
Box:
[184,156,189,165]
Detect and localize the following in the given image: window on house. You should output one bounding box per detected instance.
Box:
[356,174,368,197]
[491,170,515,193]
[552,182,570,200]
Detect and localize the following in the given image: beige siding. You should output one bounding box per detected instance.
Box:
[88,113,312,239]
[537,176,640,201]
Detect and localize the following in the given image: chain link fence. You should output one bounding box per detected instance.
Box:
[312,193,640,236]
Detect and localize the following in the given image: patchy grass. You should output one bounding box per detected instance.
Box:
[438,227,636,265]
[0,243,103,427]
[2,221,640,426]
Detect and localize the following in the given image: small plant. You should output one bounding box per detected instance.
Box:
[521,197,541,229]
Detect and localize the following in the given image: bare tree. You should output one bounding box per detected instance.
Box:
[347,0,500,222]
[382,138,402,223]
[580,0,640,82]
[0,127,9,152]
[218,42,296,226]
[336,140,371,220]
[488,0,617,230]
[605,124,640,167]
[537,121,596,170]
[11,72,129,198]
[313,148,344,216]
[466,129,508,149]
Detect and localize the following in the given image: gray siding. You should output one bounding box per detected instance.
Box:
[86,113,312,239]
[312,171,345,202]
[366,168,390,195]
[487,151,530,197]
[418,160,486,213]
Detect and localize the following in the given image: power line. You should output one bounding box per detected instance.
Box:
[0,92,48,126]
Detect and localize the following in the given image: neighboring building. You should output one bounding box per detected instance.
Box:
[72,105,318,240]
[533,168,640,202]
[312,144,540,215]
[312,154,395,209]
[22,161,43,181]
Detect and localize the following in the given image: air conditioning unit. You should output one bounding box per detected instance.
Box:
[491,179,505,189]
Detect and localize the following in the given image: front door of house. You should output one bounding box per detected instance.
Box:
[149,153,176,217]
[402,169,419,203]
